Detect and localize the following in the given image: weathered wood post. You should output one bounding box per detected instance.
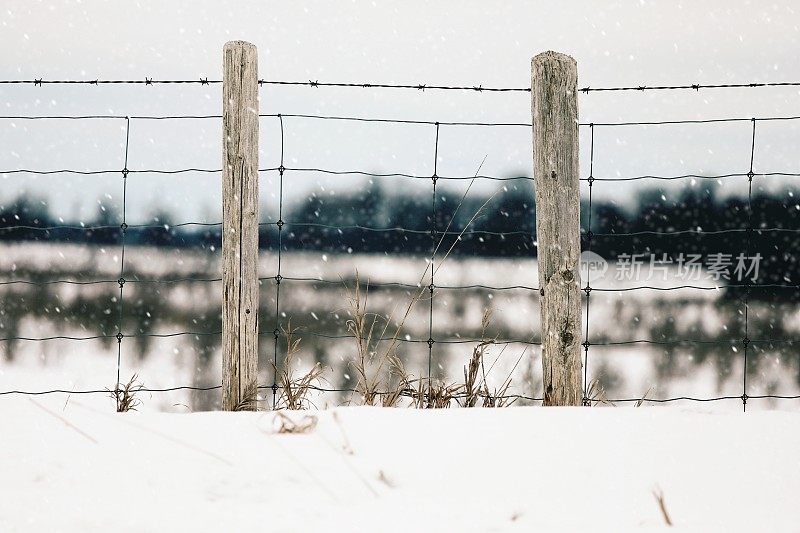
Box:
[222,41,259,411]
[532,51,582,406]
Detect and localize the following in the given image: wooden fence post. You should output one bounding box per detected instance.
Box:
[531,51,582,406]
[222,41,259,411]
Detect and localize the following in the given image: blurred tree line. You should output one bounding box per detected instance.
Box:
[1,180,798,299]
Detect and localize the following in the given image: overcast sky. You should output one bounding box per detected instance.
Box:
[2,1,800,223]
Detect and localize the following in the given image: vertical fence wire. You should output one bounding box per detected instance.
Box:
[582,123,595,405]
[272,114,286,408]
[115,117,131,392]
[427,122,440,394]
[743,118,757,412]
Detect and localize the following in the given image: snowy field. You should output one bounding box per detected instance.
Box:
[2,397,799,532]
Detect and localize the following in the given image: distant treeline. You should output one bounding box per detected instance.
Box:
[1,181,798,298]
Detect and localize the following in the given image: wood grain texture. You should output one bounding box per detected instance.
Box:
[532,51,582,406]
[222,41,259,411]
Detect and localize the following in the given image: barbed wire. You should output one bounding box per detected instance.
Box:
[0,78,528,92]
[580,81,800,93]
[5,77,800,94]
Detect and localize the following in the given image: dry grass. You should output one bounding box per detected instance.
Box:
[586,378,614,407]
[109,374,144,412]
[476,355,520,408]
[652,487,673,526]
[346,273,403,406]
[274,322,326,410]
[421,378,463,409]
[352,336,460,409]
[586,379,654,408]
[463,310,494,407]
[343,270,459,408]
[232,381,259,412]
[272,411,318,434]
[344,303,523,409]
[282,159,532,410]
[383,354,411,407]
[635,386,654,407]
[377,470,396,488]
[341,158,509,409]
[471,310,523,408]
[463,345,485,407]
[480,376,517,408]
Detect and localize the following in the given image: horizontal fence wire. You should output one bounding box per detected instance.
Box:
[0,331,221,342]
[6,111,800,125]
[5,166,800,182]
[2,384,799,406]
[1,90,799,408]
[3,218,800,239]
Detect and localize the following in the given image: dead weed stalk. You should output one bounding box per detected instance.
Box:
[274,322,326,410]
[272,411,319,434]
[232,381,259,412]
[343,158,526,409]
[652,487,673,526]
[300,157,531,410]
[346,273,403,405]
[109,374,144,412]
[586,378,614,406]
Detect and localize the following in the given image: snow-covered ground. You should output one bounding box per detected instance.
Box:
[2,398,798,532]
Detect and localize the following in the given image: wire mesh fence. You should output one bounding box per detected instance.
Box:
[1,72,799,411]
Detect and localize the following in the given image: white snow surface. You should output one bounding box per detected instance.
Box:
[2,399,798,532]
